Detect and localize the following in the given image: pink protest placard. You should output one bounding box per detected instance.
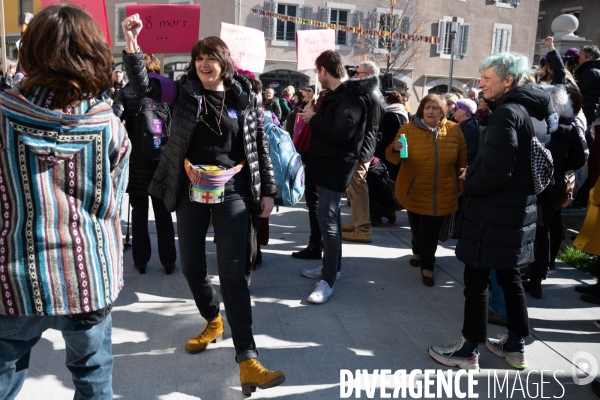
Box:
[40,0,111,46]
[296,30,336,71]
[126,4,201,54]
[220,23,266,73]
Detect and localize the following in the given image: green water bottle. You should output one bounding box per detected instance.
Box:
[399,133,408,159]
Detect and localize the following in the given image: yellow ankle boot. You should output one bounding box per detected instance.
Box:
[239,358,285,395]
[185,314,224,354]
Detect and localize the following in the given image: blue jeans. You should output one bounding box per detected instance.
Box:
[0,314,113,400]
[489,270,507,317]
[316,186,343,287]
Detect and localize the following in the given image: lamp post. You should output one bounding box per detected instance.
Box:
[447,18,459,94]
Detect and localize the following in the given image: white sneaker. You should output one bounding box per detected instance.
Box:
[308,280,334,304]
[301,265,341,280]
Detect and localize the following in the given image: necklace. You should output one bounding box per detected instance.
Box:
[201,90,226,136]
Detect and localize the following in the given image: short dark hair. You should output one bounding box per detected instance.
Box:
[18,4,113,109]
[188,36,234,84]
[387,91,403,104]
[315,50,345,79]
[416,94,447,120]
[143,54,161,74]
[565,86,584,115]
[581,45,600,60]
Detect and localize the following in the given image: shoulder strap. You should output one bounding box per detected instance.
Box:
[513,103,535,139]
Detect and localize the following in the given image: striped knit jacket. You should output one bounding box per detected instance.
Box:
[0,87,130,317]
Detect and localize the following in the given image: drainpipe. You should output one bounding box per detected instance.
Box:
[238,0,242,25]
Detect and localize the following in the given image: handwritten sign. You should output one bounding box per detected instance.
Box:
[126,4,201,54]
[296,30,336,70]
[40,0,111,46]
[220,23,266,73]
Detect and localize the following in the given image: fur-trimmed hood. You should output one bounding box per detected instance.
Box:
[540,83,573,119]
[344,75,380,96]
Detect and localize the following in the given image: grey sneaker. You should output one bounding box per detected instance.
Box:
[301,265,341,280]
[429,336,480,370]
[486,335,527,369]
[307,280,333,304]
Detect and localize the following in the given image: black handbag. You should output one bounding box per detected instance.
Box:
[438,212,456,242]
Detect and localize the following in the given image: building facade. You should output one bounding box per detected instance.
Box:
[102,0,540,110]
[534,0,599,63]
[2,0,42,60]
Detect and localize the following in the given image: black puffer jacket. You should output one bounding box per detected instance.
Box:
[345,76,385,163]
[456,84,552,270]
[112,83,161,196]
[121,51,276,212]
[306,80,367,192]
[576,59,600,125]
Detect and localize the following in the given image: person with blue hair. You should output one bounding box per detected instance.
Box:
[429,52,554,371]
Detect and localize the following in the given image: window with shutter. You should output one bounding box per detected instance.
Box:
[116,3,137,45]
[436,20,446,55]
[263,1,276,41]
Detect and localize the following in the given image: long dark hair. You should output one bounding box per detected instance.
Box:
[18,4,113,109]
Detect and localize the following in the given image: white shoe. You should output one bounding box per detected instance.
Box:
[301,265,341,280]
[307,280,334,304]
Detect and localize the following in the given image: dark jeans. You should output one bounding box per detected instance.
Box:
[129,193,177,268]
[316,186,343,287]
[529,202,555,280]
[176,185,257,362]
[462,265,530,344]
[305,178,322,246]
[406,211,445,271]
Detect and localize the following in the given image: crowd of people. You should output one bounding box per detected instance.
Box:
[1,3,600,398]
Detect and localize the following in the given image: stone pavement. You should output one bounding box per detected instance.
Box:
[16,195,600,399]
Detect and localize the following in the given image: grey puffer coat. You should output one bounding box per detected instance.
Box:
[121,51,276,213]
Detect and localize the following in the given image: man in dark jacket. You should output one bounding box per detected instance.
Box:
[109,70,124,100]
[429,52,552,371]
[298,50,367,304]
[575,45,600,138]
[342,61,385,243]
[264,88,282,121]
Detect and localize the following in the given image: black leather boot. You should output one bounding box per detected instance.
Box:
[291,243,322,259]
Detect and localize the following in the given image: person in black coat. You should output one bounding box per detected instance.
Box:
[575,45,600,138]
[297,50,367,304]
[525,84,586,298]
[121,14,284,394]
[375,91,408,180]
[430,52,552,371]
[342,61,386,243]
[113,54,176,276]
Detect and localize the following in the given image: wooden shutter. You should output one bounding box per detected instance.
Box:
[350,10,363,47]
[436,20,446,55]
[117,7,127,43]
[263,1,276,41]
[318,6,330,23]
[459,23,470,56]
[301,5,313,31]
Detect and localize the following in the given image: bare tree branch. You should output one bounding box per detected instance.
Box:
[354,0,430,81]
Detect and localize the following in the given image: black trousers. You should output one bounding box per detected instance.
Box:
[176,185,257,362]
[530,203,556,280]
[462,265,530,344]
[129,193,177,269]
[305,177,322,246]
[406,211,445,271]
[549,208,562,266]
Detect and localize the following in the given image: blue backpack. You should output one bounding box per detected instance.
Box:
[264,122,305,206]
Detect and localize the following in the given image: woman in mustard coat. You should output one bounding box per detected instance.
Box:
[386,94,467,286]
[574,176,600,303]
